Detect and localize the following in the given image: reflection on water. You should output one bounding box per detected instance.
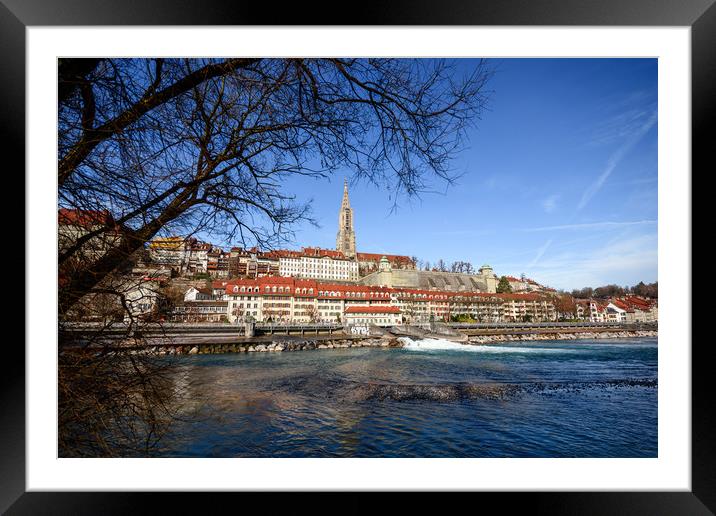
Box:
[152,338,657,458]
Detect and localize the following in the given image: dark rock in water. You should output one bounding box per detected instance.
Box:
[265,372,656,404]
[522,378,658,396]
[356,382,521,402]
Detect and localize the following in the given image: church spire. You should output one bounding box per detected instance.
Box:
[336,179,357,258]
[342,179,350,207]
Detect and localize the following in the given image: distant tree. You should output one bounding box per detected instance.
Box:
[554,295,577,319]
[435,259,448,272]
[571,287,593,299]
[423,261,431,271]
[649,282,658,298]
[593,284,625,298]
[305,305,319,323]
[497,276,512,293]
[570,281,658,300]
[450,260,474,274]
[232,306,245,320]
[632,281,658,298]
[158,283,185,315]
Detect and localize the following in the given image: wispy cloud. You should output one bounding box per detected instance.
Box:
[517,233,657,290]
[541,194,559,213]
[528,234,658,288]
[523,220,657,232]
[585,90,657,146]
[527,239,553,268]
[578,110,657,211]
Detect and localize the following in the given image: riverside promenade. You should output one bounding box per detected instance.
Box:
[60,321,657,354]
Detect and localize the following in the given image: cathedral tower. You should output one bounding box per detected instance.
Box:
[336,179,357,258]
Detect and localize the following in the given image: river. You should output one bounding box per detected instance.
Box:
[152,337,657,457]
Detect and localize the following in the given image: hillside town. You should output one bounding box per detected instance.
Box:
[58,180,658,327]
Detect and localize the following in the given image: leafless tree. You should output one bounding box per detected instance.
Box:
[305,305,320,323]
[553,294,577,320]
[57,57,492,456]
[58,58,491,316]
[449,260,475,274]
[58,347,191,457]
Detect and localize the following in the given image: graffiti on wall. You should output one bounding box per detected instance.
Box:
[349,325,370,336]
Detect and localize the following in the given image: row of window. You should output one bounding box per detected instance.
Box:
[232,285,317,294]
[347,318,399,325]
[174,306,225,312]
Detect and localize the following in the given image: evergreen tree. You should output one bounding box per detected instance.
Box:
[497,276,512,293]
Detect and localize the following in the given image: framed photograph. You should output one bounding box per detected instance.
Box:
[6,0,708,512]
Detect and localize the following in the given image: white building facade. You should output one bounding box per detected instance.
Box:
[276,248,359,282]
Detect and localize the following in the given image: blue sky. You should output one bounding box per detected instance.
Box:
[248,59,658,291]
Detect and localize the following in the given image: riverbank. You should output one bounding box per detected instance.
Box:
[466,329,657,344]
[129,329,657,355]
[138,337,658,458]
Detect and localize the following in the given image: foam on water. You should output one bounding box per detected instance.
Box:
[398,337,577,354]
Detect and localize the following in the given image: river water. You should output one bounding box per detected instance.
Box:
[155,337,657,457]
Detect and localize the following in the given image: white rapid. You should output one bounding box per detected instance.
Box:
[398,337,577,353]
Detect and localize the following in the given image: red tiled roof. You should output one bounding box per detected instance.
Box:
[58,208,116,228]
[229,247,278,259]
[267,247,350,260]
[267,249,302,259]
[302,247,346,259]
[345,306,401,314]
[222,277,552,304]
[624,296,653,308]
[611,299,631,311]
[356,252,413,264]
[223,247,416,264]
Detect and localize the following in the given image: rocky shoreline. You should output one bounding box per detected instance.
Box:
[181,336,403,354]
[466,330,658,345]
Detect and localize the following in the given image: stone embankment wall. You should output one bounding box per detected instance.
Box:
[162,336,402,355]
[467,330,657,344]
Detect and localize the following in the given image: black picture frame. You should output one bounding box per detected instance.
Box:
[3,0,708,513]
